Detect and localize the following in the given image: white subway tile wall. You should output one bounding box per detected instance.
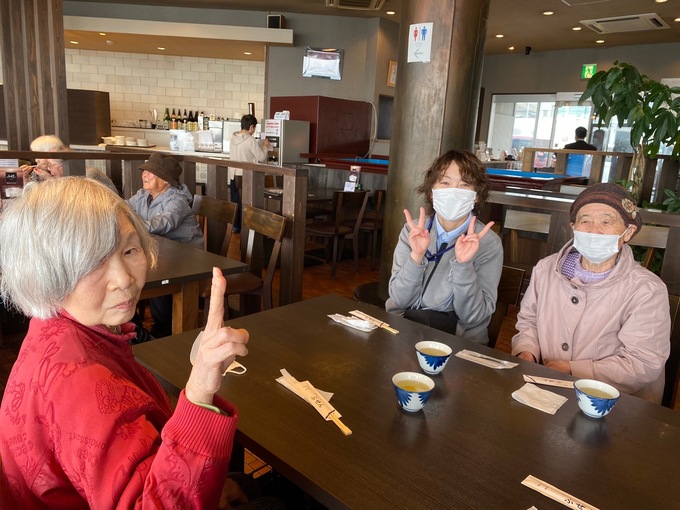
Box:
[63,49,265,124]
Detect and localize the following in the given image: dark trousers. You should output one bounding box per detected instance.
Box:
[149,295,173,339]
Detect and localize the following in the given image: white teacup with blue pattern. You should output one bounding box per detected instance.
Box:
[392,372,435,412]
[574,379,620,419]
[415,341,452,375]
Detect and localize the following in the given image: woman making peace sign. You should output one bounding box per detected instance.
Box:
[386,150,503,345]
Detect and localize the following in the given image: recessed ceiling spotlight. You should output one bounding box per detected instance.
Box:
[99,32,106,36]
[157,47,165,50]
[386,10,395,15]
[508,46,515,51]
[69,40,79,44]
[655,0,667,3]
[543,11,554,16]
[572,26,582,31]
[495,34,504,38]
[244,51,252,55]
[675,17,680,22]
[596,39,605,44]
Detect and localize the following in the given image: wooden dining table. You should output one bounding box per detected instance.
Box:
[133,294,680,509]
[141,236,247,334]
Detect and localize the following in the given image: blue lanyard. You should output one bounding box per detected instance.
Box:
[424,216,455,262]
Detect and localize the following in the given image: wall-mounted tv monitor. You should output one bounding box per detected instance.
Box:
[302,47,343,81]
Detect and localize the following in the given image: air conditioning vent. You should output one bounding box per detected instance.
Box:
[580,13,670,34]
[325,0,386,11]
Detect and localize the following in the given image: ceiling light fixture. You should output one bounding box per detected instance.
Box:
[596,39,605,44]
[386,10,395,15]
[543,11,554,16]
[675,17,680,22]
[572,27,582,31]
[508,46,515,51]
[157,47,165,50]
[496,34,504,38]
[244,51,252,55]
[69,40,79,44]
[655,0,667,3]
[99,32,106,36]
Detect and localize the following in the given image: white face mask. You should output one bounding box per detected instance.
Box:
[572,227,629,264]
[432,188,477,222]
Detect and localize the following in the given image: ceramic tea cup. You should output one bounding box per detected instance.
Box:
[392,372,434,412]
[415,341,452,375]
[574,379,620,419]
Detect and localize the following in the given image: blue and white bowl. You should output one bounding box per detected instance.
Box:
[574,379,620,419]
[415,341,452,375]
[392,372,435,412]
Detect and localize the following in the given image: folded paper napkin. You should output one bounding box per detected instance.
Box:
[328,314,377,333]
[455,349,518,369]
[512,383,568,415]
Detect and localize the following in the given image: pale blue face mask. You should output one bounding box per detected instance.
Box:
[572,227,630,264]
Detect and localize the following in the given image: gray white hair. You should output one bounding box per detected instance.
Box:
[0,177,157,318]
[30,135,67,152]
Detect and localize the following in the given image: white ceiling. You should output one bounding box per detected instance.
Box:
[66,0,680,60]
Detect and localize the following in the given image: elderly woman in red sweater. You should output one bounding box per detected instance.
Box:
[0,178,249,508]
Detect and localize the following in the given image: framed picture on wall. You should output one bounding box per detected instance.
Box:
[387,60,397,87]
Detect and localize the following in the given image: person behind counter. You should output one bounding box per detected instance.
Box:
[0,177,248,508]
[512,183,671,403]
[229,114,270,232]
[385,149,503,344]
[18,134,118,193]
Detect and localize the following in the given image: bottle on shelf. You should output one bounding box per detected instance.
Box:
[203,112,209,130]
[193,108,199,130]
[197,111,204,130]
[188,111,194,131]
[170,109,177,130]
[182,109,188,130]
[163,108,170,130]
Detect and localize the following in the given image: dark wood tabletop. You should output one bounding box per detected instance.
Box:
[145,235,246,289]
[134,294,680,509]
[141,236,247,334]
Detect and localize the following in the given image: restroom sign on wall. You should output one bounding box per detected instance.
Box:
[408,22,433,63]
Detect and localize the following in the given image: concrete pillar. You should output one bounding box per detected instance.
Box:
[0,0,69,150]
[379,0,489,299]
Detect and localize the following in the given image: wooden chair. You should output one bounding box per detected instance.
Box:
[487,265,525,349]
[305,190,369,278]
[629,225,669,270]
[350,189,385,271]
[221,206,287,318]
[192,194,237,256]
[662,293,680,408]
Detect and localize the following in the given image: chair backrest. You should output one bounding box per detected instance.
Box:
[242,206,288,295]
[192,194,237,256]
[487,265,526,349]
[331,190,369,234]
[368,189,386,226]
[628,225,669,269]
[662,293,680,408]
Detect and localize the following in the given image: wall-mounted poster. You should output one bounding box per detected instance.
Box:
[387,60,397,87]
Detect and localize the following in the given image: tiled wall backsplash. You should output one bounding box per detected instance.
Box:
[65,49,265,124]
[0,49,263,126]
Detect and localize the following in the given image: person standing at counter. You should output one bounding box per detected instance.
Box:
[19,135,118,193]
[128,153,204,338]
[385,149,503,344]
[512,183,670,403]
[229,114,270,232]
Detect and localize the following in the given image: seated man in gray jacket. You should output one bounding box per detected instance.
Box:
[129,153,204,337]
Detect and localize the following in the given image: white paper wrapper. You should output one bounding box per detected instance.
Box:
[512,383,568,415]
[327,314,377,332]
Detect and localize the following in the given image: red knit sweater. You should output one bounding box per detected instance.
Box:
[0,314,237,509]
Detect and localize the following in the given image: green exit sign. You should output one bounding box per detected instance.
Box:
[582,64,597,79]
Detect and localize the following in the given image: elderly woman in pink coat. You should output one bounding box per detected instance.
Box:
[512,183,671,403]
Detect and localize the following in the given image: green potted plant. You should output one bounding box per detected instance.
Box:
[579,61,680,202]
